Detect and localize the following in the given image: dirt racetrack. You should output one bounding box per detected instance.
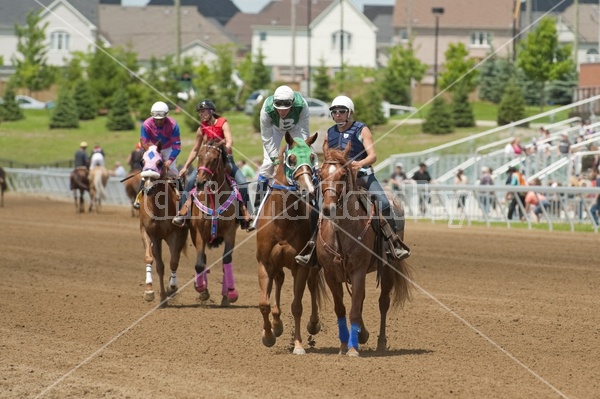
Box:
[1,193,599,399]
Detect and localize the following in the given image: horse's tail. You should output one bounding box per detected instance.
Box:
[310,266,330,309]
[93,167,107,200]
[390,259,413,309]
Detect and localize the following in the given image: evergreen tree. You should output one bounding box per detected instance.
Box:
[497,81,528,127]
[312,59,331,102]
[380,43,426,106]
[72,79,96,120]
[353,84,386,126]
[452,83,475,127]
[249,48,271,92]
[87,41,131,110]
[0,87,24,121]
[422,97,453,134]
[106,88,135,131]
[211,45,237,112]
[49,88,79,129]
[11,10,55,94]
[439,43,478,94]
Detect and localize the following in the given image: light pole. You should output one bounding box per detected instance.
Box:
[432,7,444,96]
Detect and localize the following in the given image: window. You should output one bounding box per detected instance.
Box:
[259,32,267,41]
[331,30,352,51]
[470,31,492,48]
[50,31,70,51]
[399,29,408,43]
[586,48,600,63]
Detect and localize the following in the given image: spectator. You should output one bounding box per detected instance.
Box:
[411,162,432,216]
[504,138,524,158]
[590,171,600,225]
[506,166,527,221]
[524,178,549,222]
[557,133,571,155]
[238,159,256,181]
[127,142,144,172]
[454,169,468,213]
[479,167,495,214]
[112,161,127,178]
[389,162,407,191]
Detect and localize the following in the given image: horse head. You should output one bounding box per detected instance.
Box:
[320,142,354,217]
[281,131,319,200]
[140,142,164,196]
[196,139,228,192]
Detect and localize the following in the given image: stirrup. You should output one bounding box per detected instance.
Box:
[295,241,317,267]
[133,191,143,210]
[386,240,410,261]
[172,215,186,227]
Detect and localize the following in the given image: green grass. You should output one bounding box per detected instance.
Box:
[0,102,569,169]
[410,218,598,233]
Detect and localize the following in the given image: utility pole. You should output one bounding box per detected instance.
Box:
[291,0,297,84]
[574,0,579,66]
[525,0,532,30]
[340,0,344,86]
[175,0,181,66]
[406,0,412,39]
[307,0,312,96]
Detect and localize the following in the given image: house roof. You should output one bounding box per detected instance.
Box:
[224,0,334,48]
[98,4,239,61]
[0,0,99,29]
[393,0,515,30]
[145,0,240,26]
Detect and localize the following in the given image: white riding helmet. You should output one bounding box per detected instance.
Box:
[273,85,294,109]
[150,101,169,119]
[329,95,354,113]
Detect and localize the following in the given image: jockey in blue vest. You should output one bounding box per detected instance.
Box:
[295,96,410,265]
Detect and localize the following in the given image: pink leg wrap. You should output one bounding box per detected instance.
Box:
[195,270,208,293]
[222,263,238,302]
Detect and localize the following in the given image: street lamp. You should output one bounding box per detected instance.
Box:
[432,7,444,95]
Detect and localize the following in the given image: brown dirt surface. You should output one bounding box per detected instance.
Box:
[1,193,599,399]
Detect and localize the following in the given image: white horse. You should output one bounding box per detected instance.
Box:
[89,166,108,212]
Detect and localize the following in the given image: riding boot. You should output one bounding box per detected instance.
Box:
[381,213,410,260]
[132,178,144,210]
[295,201,320,267]
[172,195,191,227]
[247,178,268,232]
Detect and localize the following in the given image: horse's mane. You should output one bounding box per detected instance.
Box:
[324,148,348,165]
[204,139,228,166]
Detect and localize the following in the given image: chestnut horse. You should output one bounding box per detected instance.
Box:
[0,166,7,207]
[139,142,188,303]
[123,171,142,217]
[189,139,241,306]
[89,166,108,213]
[70,167,90,213]
[256,132,326,355]
[316,145,412,356]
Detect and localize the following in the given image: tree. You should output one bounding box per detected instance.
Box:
[353,83,386,126]
[517,16,574,110]
[72,79,96,120]
[497,80,528,127]
[106,88,134,131]
[312,59,331,102]
[11,10,55,94]
[439,43,479,93]
[0,86,24,122]
[422,97,453,134]
[248,48,271,93]
[49,88,79,129]
[211,45,238,112]
[479,52,516,104]
[380,43,426,106]
[452,83,475,127]
[87,41,133,111]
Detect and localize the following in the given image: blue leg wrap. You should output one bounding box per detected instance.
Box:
[348,323,361,350]
[337,317,349,344]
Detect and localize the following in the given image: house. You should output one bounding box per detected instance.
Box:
[232,0,378,91]
[145,0,240,26]
[392,0,515,101]
[0,0,99,70]
[97,4,241,65]
[363,5,395,67]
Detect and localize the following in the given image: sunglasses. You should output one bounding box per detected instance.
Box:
[151,111,167,118]
[330,109,349,115]
[274,100,293,108]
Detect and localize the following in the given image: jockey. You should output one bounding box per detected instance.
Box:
[74,142,89,169]
[295,95,410,266]
[133,101,182,209]
[249,85,310,231]
[173,99,251,228]
[89,146,105,169]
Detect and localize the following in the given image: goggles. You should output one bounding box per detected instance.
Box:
[330,108,349,116]
[151,111,167,119]
[274,99,293,108]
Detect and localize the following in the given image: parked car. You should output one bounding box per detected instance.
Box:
[243,89,270,115]
[304,97,329,118]
[12,95,53,109]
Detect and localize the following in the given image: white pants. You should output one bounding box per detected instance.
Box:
[258,129,307,179]
[161,147,179,178]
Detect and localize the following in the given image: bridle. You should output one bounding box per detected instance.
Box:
[196,143,226,193]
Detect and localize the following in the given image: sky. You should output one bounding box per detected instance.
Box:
[121,0,396,13]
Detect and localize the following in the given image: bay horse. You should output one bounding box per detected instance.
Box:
[123,171,142,217]
[316,145,412,356]
[189,139,241,306]
[255,132,327,355]
[70,167,90,213]
[0,166,7,207]
[89,166,108,213]
[139,142,188,303]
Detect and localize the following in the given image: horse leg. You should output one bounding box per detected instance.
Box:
[324,273,349,355]
[258,261,276,347]
[152,240,168,304]
[290,265,311,355]
[220,242,238,307]
[305,268,322,336]
[142,229,155,302]
[347,270,368,357]
[165,236,182,297]
[195,250,209,301]
[377,266,394,352]
[272,269,285,337]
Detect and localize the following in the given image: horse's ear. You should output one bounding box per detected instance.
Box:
[285,131,294,147]
[156,141,163,153]
[306,132,318,147]
[343,141,352,160]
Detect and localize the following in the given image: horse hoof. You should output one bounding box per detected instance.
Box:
[272,322,284,337]
[293,346,306,355]
[198,290,210,302]
[167,285,178,296]
[143,290,155,302]
[194,273,207,293]
[376,338,387,352]
[306,321,321,335]
[347,347,360,357]
[227,288,238,303]
[262,331,276,347]
[220,296,230,307]
[358,329,370,345]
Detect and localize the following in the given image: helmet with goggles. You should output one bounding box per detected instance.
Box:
[329,95,354,113]
[150,101,169,119]
[273,85,294,109]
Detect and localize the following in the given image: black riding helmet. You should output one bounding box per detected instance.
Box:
[196,99,216,111]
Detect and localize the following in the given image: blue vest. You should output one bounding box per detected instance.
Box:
[327,121,367,162]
